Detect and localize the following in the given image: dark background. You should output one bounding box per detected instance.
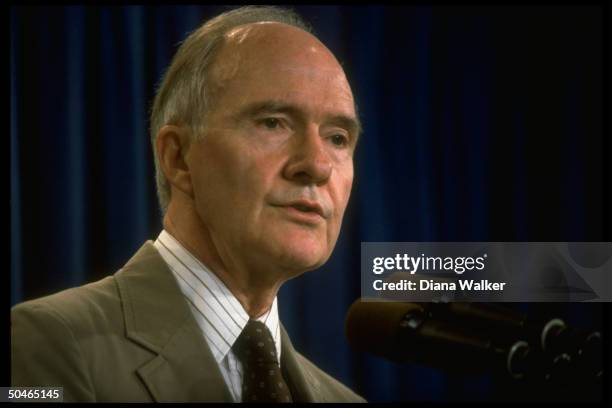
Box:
[10,5,607,402]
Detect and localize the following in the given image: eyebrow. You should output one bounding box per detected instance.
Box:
[237,100,362,142]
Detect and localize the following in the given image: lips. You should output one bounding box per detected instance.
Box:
[270,198,328,224]
[285,200,325,218]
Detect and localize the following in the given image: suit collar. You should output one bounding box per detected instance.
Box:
[115,241,233,402]
[279,324,321,402]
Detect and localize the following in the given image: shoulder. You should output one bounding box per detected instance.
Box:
[293,350,366,403]
[11,275,121,337]
[10,276,123,399]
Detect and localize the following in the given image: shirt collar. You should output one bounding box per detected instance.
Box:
[153,229,281,364]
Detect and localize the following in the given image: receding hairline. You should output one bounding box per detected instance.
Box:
[216,20,337,68]
[223,20,323,44]
[209,20,354,107]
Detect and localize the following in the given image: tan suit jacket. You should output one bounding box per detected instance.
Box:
[11,242,365,402]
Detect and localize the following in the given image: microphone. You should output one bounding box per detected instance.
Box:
[344,299,525,375]
[419,302,538,348]
[345,299,602,380]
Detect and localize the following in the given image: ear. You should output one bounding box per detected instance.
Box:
[156,125,195,198]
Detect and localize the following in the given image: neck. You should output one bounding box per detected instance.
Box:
[163,197,282,318]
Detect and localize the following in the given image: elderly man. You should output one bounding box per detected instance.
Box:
[11,6,364,403]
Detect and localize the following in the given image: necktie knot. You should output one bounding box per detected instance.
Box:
[234,320,278,365]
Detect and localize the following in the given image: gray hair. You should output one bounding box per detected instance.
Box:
[149,6,312,214]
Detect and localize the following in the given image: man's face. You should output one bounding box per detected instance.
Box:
[185,23,358,280]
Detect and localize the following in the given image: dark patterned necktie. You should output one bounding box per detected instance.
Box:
[233,320,293,403]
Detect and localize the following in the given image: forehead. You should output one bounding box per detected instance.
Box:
[210,22,357,118]
[223,22,326,60]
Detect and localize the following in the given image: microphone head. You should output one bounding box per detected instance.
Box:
[345,299,509,374]
[345,299,424,361]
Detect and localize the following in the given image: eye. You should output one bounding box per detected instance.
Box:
[261,117,281,129]
[329,133,349,147]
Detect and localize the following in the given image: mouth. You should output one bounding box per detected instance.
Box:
[271,199,327,224]
[286,200,325,218]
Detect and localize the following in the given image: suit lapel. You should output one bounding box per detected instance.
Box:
[279,324,321,402]
[115,242,233,402]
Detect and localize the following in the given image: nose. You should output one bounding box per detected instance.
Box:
[283,126,332,186]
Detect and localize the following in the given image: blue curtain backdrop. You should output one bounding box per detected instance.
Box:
[10,5,606,402]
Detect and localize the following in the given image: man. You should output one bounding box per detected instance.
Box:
[11,6,364,403]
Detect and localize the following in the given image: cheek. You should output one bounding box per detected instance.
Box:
[193,139,283,214]
[193,137,251,190]
[188,141,245,221]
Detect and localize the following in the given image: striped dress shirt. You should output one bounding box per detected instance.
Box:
[153,230,281,402]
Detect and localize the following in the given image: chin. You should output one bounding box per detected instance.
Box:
[274,239,330,273]
[260,222,337,273]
